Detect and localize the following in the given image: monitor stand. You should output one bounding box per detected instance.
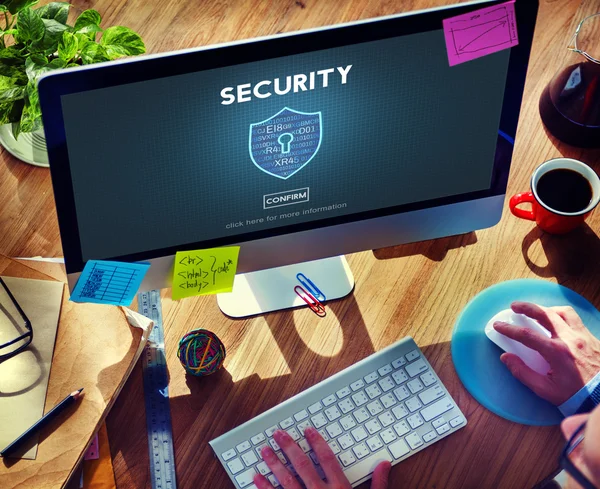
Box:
[217,256,354,318]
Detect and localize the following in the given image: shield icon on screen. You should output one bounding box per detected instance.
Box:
[249,107,322,180]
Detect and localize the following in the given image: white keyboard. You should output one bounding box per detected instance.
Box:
[210,337,466,488]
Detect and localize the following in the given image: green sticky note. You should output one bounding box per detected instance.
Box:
[172,247,240,300]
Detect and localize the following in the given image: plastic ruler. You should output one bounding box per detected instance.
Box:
[138,290,177,489]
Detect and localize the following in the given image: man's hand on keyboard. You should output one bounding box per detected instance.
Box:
[253,427,391,489]
[493,301,600,405]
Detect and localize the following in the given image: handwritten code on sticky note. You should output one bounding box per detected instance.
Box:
[443,0,518,67]
[84,434,100,460]
[70,260,150,306]
[172,247,240,300]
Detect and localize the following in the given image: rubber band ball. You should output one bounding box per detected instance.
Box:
[177,329,226,376]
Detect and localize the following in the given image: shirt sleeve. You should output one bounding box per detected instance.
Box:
[558,371,600,417]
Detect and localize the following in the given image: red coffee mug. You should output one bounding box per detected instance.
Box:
[509,158,600,234]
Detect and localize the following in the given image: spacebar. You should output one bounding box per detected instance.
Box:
[343,449,393,485]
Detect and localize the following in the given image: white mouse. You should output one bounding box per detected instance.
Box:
[485,309,552,375]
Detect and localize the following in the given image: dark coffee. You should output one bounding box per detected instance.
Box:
[536,169,593,213]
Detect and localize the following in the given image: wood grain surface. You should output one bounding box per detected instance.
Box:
[1,0,600,488]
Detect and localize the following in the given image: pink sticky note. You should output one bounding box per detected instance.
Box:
[443,0,518,66]
[84,433,100,460]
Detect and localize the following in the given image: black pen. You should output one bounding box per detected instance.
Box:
[1,388,84,458]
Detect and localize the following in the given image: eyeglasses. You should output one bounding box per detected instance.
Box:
[0,277,33,362]
[560,421,597,489]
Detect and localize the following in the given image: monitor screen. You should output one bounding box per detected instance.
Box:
[60,30,509,263]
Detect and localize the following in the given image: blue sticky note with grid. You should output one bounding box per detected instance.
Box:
[70,260,150,306]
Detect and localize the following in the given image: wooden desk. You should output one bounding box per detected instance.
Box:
[1,0,600,488]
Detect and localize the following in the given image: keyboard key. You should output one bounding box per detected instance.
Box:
[308,402,322,414]
[326,421,343,438]
[235,468,256,487]
[338,398,355,414]
[392,369,408,385]
[350,379,365,391]
[393,386,410,401]
[366,384,382,399]
[432,417,446,429]
[407,378,424,394]
[406,350,419,362]
[405,432,424,450]
[351,426,368,442]
[392,404,408,419]
[379,428,397,444]
[325,406,342,421]
[311,413,328,429]
[354,407,370,424]
[344,450,393,484]
[367,435,385,451]
[420,371,436,386]
[322,394,337,406]
[378,411,395,427]
[405,397,423,412]
[378,376,395,392]
[353,442,370,459]
[251,433,266,445]
[242,450,258,466]
[236,441,251,453]
[266,425,278,437]
[364,371,379,384]
[318,429,329,441]
[365,419,382,434]
[450,416,464,428]
[268,474,280,487]
[297,420,312,435]
[256,461,272,475]
[436,423,451,435]
[255,443,268,460]
[294,410,309,422]
[366,400,384,416]
[420,397,453,421]
[407,413,424,429]
[378,364,393,376]
[380,393,397,409]
[338,433,355,450]
[388,439,410,459]
[339,450,357,467]
[276,452,287,464]
[393,420,410,437]
[423,431,437,442]
[280,417,294,429]
[336,386,351,399]
[340,415,357,431]
[227,457,245,474]
[286,427,300,441]
[222,448,236,461]
[419,384,444,405]
[392,356,406,369]
[406,358,427,377]
[269,438,280,451]
[328,440,341,454]
[352,391,369,406]
[298,439,311,453]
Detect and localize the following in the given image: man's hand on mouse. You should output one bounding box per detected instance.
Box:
[253,427,391,489]
[493,301,600,405]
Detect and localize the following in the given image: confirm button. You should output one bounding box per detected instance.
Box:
[263,188,309,209]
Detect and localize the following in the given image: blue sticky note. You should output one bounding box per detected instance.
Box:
[70,260,150,306]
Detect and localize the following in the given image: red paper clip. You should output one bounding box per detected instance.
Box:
[294,285,326,317]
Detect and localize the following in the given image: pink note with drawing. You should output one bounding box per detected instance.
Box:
[443,0,518,67]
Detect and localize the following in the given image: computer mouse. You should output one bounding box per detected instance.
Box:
[484,309,552,375]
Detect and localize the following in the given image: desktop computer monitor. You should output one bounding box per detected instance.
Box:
[39,0,538,316]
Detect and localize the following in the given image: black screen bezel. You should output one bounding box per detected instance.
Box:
[39,0,539,273]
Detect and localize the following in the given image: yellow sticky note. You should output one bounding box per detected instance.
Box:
[172,247,240,300]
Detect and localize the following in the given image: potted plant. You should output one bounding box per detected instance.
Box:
[0,1,145,166]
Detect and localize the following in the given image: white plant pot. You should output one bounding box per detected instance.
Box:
[0,124,49,167]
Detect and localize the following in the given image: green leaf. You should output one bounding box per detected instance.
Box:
[18,97,42,133]
[15,7,45,43]
[12,120,21,138]
[73,9,101,31]
[24,54,48,82]
[35,2,70,24]
[33,18,69,53]
[0,46,26,65]
[74,23,102,42]
[3,0,39,15]
[0,102,14,124]
[0,84,25,102]
[100,26,145,58]
[80,42,109,64]
[58,30,76,62]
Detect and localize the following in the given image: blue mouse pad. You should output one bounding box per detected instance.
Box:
[451,279,600,426]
